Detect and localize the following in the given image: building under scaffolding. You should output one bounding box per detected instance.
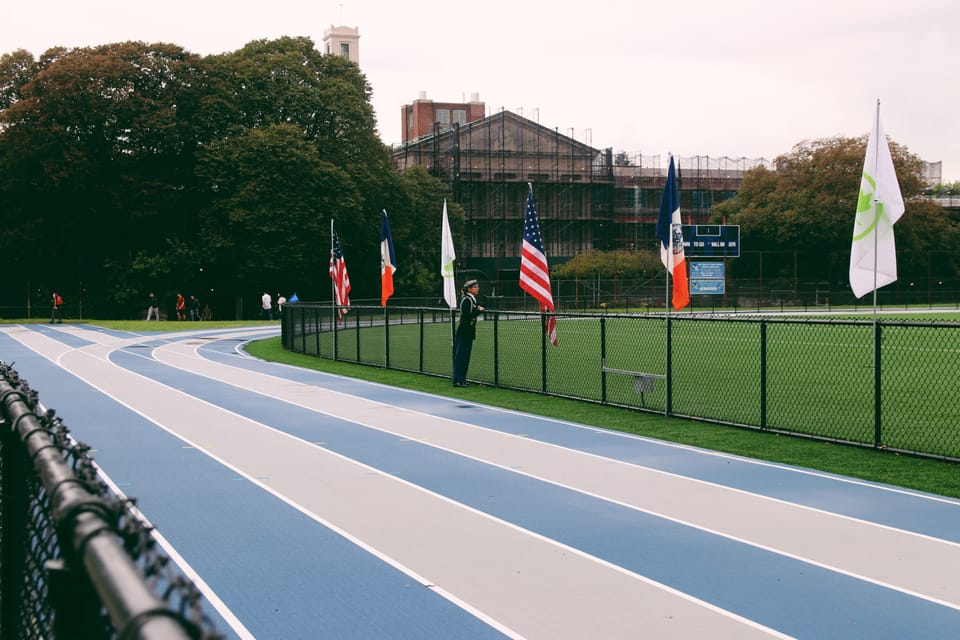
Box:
[392,109,774,281]
[610,153,774,252]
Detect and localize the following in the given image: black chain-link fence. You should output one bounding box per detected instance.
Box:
[0,362,224,640]
[283,304,960,462]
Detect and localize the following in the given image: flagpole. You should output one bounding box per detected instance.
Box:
[330,218,335,321]
[665,155,671,318]
[330,219,338,357]
[871,100,882,380]
[663,156,672,417]
[872,100,881,328]
[871,99,882,441]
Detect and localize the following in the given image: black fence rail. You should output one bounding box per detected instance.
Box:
[283,304,960,462]
[0,362,223,640]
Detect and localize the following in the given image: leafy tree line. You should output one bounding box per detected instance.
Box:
[2,37,954,317]
[549,137,956,302]
[927,180,960,196]
[0,37,462,319]
[710,137,959,297]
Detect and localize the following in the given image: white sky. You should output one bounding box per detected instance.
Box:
[2,0,957,181]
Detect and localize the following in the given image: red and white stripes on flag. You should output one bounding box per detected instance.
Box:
[329,222,351,322]
[519,184,558,347]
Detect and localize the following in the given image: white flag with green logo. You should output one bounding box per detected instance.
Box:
[849,108,904,298]
[441,199,457,308]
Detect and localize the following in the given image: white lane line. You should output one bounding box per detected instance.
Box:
[150,333,960,611]
[37,326,789,639]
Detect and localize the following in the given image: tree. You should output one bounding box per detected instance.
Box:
[713,136,956,292]
[928,180,960,196]
[0,36,403,315]
[0,42,206,316]
[380,166,465,299]
[0,49,37,112]
[196,37,401,304]
[196,123,363,299]
[552,249,661,279]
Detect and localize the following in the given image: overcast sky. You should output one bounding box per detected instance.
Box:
[3,0,957,181]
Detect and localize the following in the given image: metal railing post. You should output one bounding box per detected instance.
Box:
[665,315,672,415]
[419,310,424,372]
[600,316,607,404]
[874,322,882,447]
[760,321,767,429]
[384,308,391,369]
[540,314,547,394]
[493,311,499,387]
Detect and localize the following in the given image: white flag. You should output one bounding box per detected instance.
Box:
[849,106,905,298]
[441,199,457,308]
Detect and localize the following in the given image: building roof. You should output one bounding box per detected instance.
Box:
[395,109,600,157]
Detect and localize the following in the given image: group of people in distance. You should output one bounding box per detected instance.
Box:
[47,283,483,388]
[260,291,298,320]
[145,292,209,321]
[47,289,289,323]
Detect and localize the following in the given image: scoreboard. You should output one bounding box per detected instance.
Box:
[682,225,740,258]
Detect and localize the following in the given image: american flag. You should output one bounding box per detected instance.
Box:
[519,184,558,347]
[329,224,351,322]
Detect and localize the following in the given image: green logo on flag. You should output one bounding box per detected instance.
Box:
[852,172,881,242]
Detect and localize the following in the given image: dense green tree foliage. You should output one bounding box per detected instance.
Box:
[713,136,959,292]
[0,42,206,316]
[0,37,454,318]
[383,166,465,302]
[928,180,960,196]
[552,249,660,280]
[3,37,954,316]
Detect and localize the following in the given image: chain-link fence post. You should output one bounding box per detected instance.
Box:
[600,316,608,404]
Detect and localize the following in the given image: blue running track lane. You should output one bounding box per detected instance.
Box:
[3,323,960,640]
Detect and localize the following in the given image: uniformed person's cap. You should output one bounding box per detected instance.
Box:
[462,279,478,290]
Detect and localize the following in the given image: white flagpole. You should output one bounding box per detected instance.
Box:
[664,156,672,417]
[330,218,335,320]
[665,240,671,315]
[331,219,338,355]
[664,155,672,318]
[872,100,880,327]
[871,100,883,437]
[871,100,881,377]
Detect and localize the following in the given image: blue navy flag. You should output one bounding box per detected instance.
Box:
[655,156,689,311]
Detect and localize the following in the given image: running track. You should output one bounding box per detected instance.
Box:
[2,323,959,639]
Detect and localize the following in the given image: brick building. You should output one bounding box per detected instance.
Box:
[392,104,767,282]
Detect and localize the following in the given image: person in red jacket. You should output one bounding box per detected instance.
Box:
[50,292,63,324]
[175,292,186,321]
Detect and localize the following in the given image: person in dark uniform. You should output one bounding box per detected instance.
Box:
[452,280,485,387]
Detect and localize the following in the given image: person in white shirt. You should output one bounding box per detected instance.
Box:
[261,291,273,320]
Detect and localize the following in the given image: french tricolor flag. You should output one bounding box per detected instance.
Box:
[380,209,396,307]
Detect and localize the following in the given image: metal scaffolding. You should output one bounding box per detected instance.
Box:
[392,111,774,276]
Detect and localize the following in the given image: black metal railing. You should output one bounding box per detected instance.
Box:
[0,362,223,640]
[283,304,960,462]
